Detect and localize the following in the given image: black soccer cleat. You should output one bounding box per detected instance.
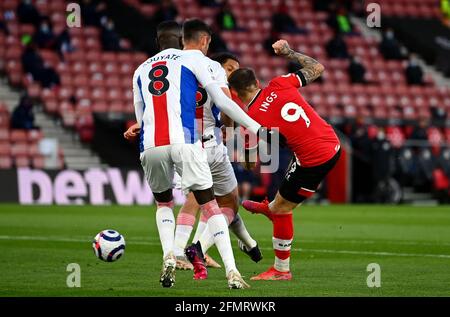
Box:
[238,240,263,263]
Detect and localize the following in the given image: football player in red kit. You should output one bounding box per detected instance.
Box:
[228,39,341,281]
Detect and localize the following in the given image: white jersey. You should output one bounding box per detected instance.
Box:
[195,60,228,148]
[132,49,222,151]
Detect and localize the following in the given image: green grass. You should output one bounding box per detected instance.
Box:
[0,204,449,297]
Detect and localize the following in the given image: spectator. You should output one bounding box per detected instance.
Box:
[326,33,349,58]
[209,32,229,54]
[38,65,60,88]
[326,6,354,34]
[348,56,366,83]
[441,0,450,26]
[371,129,395,203]
[54,29,74,56]
[153,0,178,26]
[21,45,60,88]
[379,28,405,60]
[16,0,41,26]
[80,0,107,27]
[215,1,238,31]
[199,0,221,7]
[0,18,10,35]
[405,54,424,85]
[271,1,308,34]
[33,19,56,49]
[314,0,332,12]
[100,18,122,51]
[21,44,44,78]
[409,117,429,141]
[263,31,280,56]
[11,95,37,130]
[347,116,373,202]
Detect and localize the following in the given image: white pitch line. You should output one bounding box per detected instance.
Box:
[1,235,450,259]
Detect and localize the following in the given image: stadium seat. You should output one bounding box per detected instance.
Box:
[0,156,13,169]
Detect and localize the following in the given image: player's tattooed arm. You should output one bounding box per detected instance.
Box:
[272,39,325,85]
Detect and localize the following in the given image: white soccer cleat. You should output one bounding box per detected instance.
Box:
[227,270,250,289]
[175,256,194,270]
[160,254,176,288]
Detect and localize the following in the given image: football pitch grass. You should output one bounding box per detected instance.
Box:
[0,204,449,297]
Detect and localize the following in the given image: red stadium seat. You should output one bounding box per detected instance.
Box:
[10,130,28,143]
[31,155,46,169]
[14,155,30,167]
[11,143,29,157]
[0,156,12,169]
[27,129,44,143]
[0,129,9,141]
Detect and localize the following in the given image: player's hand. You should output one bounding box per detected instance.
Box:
[124,124,141,140]
[272,39,291,56]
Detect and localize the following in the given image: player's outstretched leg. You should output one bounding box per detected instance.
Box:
[242,198,273,220]
[245,193,295,281]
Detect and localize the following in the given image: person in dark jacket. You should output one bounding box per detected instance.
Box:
[348,56,366,83]
[17,0,41,26]
[11,95,37,130]
[405,54,424,85]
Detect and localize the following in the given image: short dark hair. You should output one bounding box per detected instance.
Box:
[228,68,258,95]
[210,52,240,65]
[182,19,212,43]
[156,21,182,50]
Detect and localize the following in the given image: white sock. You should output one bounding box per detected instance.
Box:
[229,214,257,250]
[274,256,290,272]
[200,200,237,275]
[155,206,175,259]
[198,223,215,254]
[173,225,193,257]
[206,214,237,275]
[192,220,207,244]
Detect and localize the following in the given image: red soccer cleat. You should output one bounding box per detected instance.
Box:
[250,266,292,281]
[185,242,208,280]
[242,198,273,220]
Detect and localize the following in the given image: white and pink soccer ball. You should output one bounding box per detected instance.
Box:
[92,229,126,262]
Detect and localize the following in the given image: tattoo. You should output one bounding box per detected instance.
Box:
[284,48,324,85]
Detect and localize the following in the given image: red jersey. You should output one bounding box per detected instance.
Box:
[246,73,340,167]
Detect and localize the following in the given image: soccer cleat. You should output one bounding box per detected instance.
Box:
[205,254,221,268]
[160,254,176,288]
[185,242,208,280]
[175,256,193,270]
[238,240,263,263]
[250,266,292,281]
[227,270,250,289]
[242,198,273,220]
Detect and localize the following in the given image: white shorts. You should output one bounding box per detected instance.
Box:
[174,142,237,196]
[140,143,213,195]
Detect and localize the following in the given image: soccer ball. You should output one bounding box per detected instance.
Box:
[92,229,126,262]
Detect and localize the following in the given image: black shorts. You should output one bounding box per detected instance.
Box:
[279,150,341,204]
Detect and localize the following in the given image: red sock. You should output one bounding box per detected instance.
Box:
[272,212,293,272]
